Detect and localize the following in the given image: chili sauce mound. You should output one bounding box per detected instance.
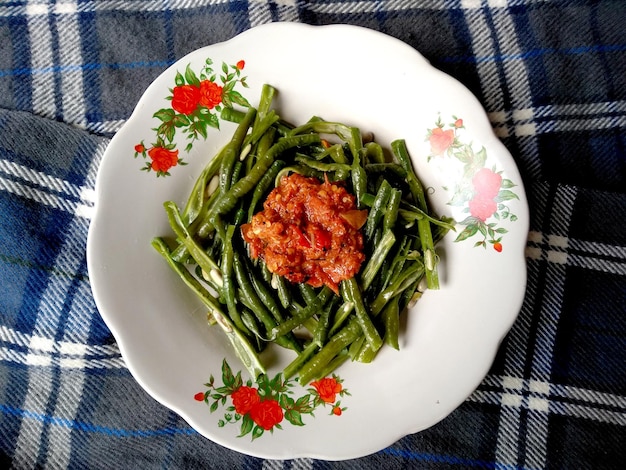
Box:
[241,173,368,293]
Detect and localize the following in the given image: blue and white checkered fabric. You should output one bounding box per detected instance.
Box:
[1,1,625,468]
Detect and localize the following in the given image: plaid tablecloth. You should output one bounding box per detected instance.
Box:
[1,1,625,469]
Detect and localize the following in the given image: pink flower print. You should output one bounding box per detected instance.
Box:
[472,168,502,199]
[469,194,497,221]
[429,127,455,156]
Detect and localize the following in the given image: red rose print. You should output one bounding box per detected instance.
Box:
[230,386,260,415]
[148,146,179,173]
[472,168,502,199]
[134,58,251,177]
[171,84,201,115]
[429,127,455,155]
[197,359,349,438]
[249,399,284,430]
[493,242,503,252]
[199,80,223,109]
[311,377,343,404]
[469,194,497,222]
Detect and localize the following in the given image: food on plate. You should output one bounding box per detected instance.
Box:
[152,84,454,384]
[241,173,367,294]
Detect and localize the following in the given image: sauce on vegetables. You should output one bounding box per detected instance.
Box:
[241,173,367,293]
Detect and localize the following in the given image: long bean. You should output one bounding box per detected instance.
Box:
[232,252,301,352]
[313,296,340,347]
[364,179,392,243]
[371,262,424,316]
[294,154,351,179]
[381,297,400,350]
[360,229,395,292]
[270,273,292,309]
[342,277,383,352]
[268,286,333,340]
[182,146,224,225]
[163,201,219,273]
[220,107,256,193]
[392,139,440,289]
[247,158,285,221]
[383,189,402,233]
[297,318,362,385]
[221,225,251,336]
[249,267,287,324]
[283,342,319,379]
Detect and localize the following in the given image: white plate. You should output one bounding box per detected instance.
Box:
[87,22,528,460]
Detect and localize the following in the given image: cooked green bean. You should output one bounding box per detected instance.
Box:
[268,286,333,340]
[297,317,362,385]
[294,154,351,179]
[364,141,385,164]
[398,203,457,230]
[364,179,392,243]
[274,165,323,183]
[220,107,246,123]
[371,262,424,316]
[255,84,276,122]
[360,229,395,292]
[316,350,350,381]
[329,300,355,335]
[298,283,318,305]
[392,139,440,289]
[381,297,400,350]
[365,162,407,179]
[232,251,301,352]
[342,277,383,352]
[313,296,340,348]
[220,107,256,193]
[283,342,319,379]
[247,159,286,222]
[221,225,251,336]
[249,267,286,324]
[163,201,219,272]
[182,145,224,225]
[383,188,402,233]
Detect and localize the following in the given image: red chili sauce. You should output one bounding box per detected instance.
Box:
[241,173,368,293]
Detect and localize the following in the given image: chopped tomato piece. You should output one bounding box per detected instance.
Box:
[312,227,332,250]
[294,226,311,248]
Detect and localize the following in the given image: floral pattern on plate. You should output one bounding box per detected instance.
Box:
[426,116,520,252]
[133,58,250,176]
[194,359,349,439]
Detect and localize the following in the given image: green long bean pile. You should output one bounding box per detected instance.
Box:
[152,84,455,384]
